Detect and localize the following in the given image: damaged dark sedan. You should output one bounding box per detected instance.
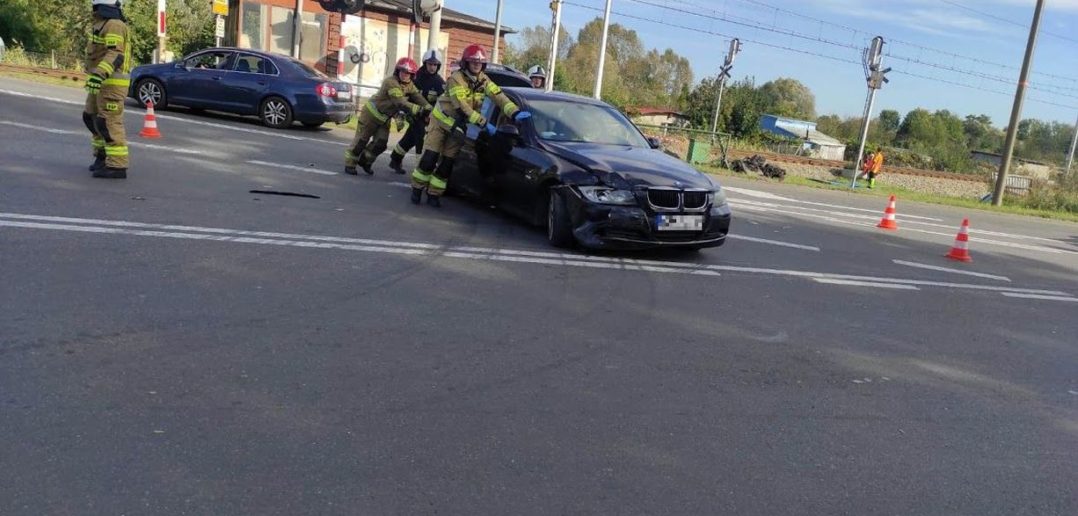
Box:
[449,88,732,250]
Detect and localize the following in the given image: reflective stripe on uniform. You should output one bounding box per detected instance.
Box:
[429,176,447,191]
[104,34,124,48]
[91,139,105,149]
[502,101,519,117]
[448,86,469,98]
[432,106,455,127]
[103,78,130,87]
[98,61,114,75]
[365,101,388,123]
[485,82,502,95]
[104,145,129,157]
[467,111,483,124]
[412,168,432,184]
[393,144,405,155]
[388,88,404,98]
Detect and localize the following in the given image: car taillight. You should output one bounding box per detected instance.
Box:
[316,83,337,97]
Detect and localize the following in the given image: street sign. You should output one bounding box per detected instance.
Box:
[719,64,732,80]
[215,16,225,39]
[157,0,166,37]
[212,0,228,16]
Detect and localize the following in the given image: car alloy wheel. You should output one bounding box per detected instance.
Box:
[263,99,289,127]
[137,79,164,107]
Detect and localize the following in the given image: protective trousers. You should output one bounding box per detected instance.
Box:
[83,83,128,168]
[346,111,390,168]
[391,117,427,159]
[410,123,464,196]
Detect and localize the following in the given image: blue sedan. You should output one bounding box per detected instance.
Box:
[128,47,355,129]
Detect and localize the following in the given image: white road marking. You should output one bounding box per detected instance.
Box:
[1,119,205,156]
[0,88,347,146]
[813,278,920,290]
[1000,292,1078,302]
[725,186,942,221]
[388,181,413,189]
[726,234,820,251]
[246,160,338,176]
[1,212,1072,298]
[892,260,1011,282]
[0,120,79,134]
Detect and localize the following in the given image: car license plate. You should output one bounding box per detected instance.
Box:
[656,214,703,231]
[336,90,352,101]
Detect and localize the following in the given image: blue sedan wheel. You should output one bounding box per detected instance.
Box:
[136,79,166,108]
[260,97,293,129]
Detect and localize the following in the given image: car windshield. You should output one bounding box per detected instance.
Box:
[528,99,649,147]
[290,59,328,79]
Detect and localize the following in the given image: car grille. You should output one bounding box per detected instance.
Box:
[647,189,680,209]
[646,188,709,212]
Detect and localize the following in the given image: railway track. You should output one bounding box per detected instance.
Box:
[727,148,985,182]
[0,63,87,83]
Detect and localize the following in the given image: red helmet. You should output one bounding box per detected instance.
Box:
[460,44,489,72]
[395,57,419,75]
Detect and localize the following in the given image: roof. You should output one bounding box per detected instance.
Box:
[759,114,844,147]
[505,88,612,107]
[630,107,685,117]
[366,1,516,33]
[970,150,1049,166]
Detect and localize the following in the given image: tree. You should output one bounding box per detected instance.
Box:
[758,78,815,119]
[878,109,900,133]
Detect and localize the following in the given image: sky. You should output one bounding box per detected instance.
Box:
[443,0,1078,127]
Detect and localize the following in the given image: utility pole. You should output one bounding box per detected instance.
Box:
[851,36,890,189]
[710,38,740,135]
[593,0,613,99]
[993,0,1045,206]
[156,0,166,64]
[292,0,303,58]
[492,0,504,63]
[428,1,443,58]
[546,0,563,92]
[1066,112,1078,174]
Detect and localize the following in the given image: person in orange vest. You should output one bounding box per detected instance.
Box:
[867,147,884,188]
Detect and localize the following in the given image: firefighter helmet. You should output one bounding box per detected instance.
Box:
[460,44,489,73]
[527,65,547,79]
[395,57,419,75]
[422,48,443,66]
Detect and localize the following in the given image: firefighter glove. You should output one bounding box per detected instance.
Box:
[85,74,104,94]
[485,123,497,136]
[514,110,532,121]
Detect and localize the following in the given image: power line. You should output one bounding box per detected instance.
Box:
[560,0,1078,110]
[624,0,1078,96]
[676,0,1078,89]
[939,0,1078,45]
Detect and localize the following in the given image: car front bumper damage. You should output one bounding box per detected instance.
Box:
[565,191,732,250]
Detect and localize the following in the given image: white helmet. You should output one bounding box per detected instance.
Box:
[92,0,121,5]
[421,49,443,65]
[527,65,547,79]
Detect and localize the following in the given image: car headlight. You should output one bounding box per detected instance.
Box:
[577,186,637,205]
[710,187,728,207]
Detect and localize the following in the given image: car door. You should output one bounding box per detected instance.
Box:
[218,53,276,115]
[489,121,550,222]
[168,50,235,109]
[449,97,497,200]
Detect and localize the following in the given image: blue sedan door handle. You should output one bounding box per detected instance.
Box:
[212,76,221,81]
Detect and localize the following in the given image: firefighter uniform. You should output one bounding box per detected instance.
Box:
[389,57,446,173]
[83,1,132,177]
[346,66,430,175]
[410,69,519,199]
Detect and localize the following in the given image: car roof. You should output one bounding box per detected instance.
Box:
[506,87,613,108]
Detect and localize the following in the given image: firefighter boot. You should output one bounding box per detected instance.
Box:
[357,153,375,176]
[344,165,358,175]
[93,167,127,179]
[88,151,106,172]
[426,194,441,208]
[388,151,406,174]
[410,187,423,205]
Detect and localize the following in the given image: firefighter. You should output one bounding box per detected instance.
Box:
[410,44,531,207]
[84,0,132,179]
[388,49,447,174]
[527,65,547,89]
[345,57,431,175]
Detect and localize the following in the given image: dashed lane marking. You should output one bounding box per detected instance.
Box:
[893,260,1011,282]
[246,160,338,176]
[726,234,820,251]
[0,120,206,156]
[1,212,1072,298]
[1000,292,1078,302]
[812,278,920,290]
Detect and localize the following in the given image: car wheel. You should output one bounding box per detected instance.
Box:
[135,78,167,108]
[301,121,324,129]
[260,97,293,129]
[546,187,575,249]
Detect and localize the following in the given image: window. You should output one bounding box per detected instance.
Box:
[234,54,276,75]
[528,99,650,147]
[269,7,294,56]
[186,51,235,71]
[241,3,265,51]
[299,12,326,63]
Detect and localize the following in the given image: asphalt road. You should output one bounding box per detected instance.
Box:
[1,77,1076,515]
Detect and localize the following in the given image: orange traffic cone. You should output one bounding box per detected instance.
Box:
[945,218,973,262]
[876,194,898,230]
[139,101,162,139]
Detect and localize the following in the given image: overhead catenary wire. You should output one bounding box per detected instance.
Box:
[560,0,1078,111]
[939,0,1078,45]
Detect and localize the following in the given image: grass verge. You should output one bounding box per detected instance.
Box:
[699,163,1078,223]
[0,71,83,88]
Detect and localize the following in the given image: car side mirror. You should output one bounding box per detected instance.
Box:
[647,136,662,149]
[497,124,523,146]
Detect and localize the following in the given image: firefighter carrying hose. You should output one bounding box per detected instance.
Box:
[410,44,530,207]
[388,49,446,174]
[345,57,431,175]
[83,0,132,179]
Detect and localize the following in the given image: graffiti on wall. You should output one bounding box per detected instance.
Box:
[339,16,449,98]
